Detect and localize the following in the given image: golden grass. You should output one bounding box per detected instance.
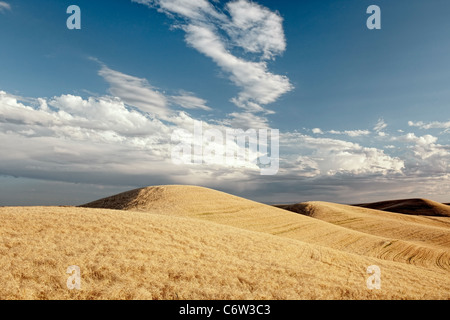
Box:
[1,206,449,300]
[1,185,449,300]
[274,201,450,272]
[83,186,450,273]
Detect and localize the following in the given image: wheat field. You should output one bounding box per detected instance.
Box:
[83,186,450,273]
[0,185,449,299]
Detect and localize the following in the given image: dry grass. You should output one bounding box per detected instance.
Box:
[275,201,450,272]
[83,186,450,273]
[0,185,449,300]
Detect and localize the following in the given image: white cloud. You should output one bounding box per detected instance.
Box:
[3,84,450,206]
[0,90,177,186]
[347,130,371,137]
[0,87,268,186]
[396,133,449,160]
[133,0,224,21]
[0,1,10,13]
[0,90,170,143]
[170,92,211,111]
[293,156,320,177]
[282,133,405,177]
[393,133,450,176]
[4,82,412,193]
[374,118,387,132]
[224,0,286,60]
[96,62,215,117]
[221,112,270,129]
[183,24,292,108]
[98,65,169,118]
[3,50,450,204]
[408,120,450,130]
[329,129,371,137]
[133,0,293,115]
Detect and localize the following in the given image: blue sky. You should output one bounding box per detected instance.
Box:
[0,0,449,205]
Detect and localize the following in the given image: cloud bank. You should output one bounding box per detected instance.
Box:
[1,61,449,203]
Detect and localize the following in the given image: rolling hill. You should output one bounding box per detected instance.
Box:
[0,185,448,299]
[82,186,450,273]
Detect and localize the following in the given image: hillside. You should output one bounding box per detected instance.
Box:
[1,186,448,299]
[82,186,450,273]
[1,206,449,299]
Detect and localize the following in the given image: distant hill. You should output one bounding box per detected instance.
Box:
[275,198,450,217]
[352,198,450,217]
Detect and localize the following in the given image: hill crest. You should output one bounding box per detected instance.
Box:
[275,198,450,217]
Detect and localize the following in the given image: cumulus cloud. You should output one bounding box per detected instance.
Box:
[393,133,450,176]
[0,86,268,187]
[2,52,450,204]
[224,0,286,60]
[3,83,450,204]
[281,133,405,177]
[0,90,169,186]
[0,90,170,145]
[132,0,293,115]
[408,120,450,130]
[396,133,447,159]
[1,84,410,195]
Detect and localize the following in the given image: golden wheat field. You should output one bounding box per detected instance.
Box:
[0,185,449,300]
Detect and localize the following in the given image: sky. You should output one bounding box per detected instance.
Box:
[0,0,449,205]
